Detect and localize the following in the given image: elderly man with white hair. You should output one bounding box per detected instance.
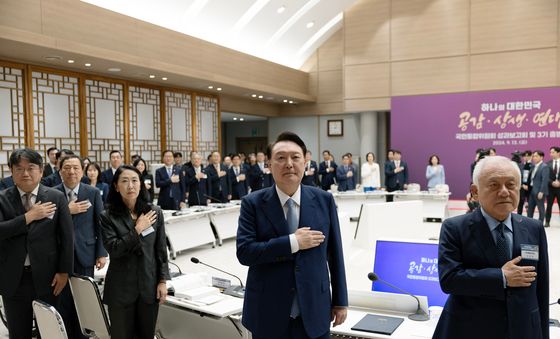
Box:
[433,156,549,339]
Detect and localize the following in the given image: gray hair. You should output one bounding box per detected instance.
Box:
[472,155,521,187]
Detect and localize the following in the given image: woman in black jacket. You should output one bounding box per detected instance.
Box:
[99,165,170,339]
[134,157,155,203]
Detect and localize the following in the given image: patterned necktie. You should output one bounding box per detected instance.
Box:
[23,193,32,211]
[68,190,77,202]
[495,223,510,266]
[286,198,300,317]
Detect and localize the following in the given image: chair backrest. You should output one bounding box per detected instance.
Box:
[32,300,68,339]
[69,275,111,339]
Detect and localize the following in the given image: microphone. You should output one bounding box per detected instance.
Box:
[550,298,560,306]
[368,272,429,321]
[190,257,242,286]
[204,194,224,204]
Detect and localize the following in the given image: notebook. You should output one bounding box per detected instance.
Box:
[351,314,404,335]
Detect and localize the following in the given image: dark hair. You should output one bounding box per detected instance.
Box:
[342,154,349,159]
[133,158,149,176]
[85,162,102,183]
[232,154,240,160]
[106,165,151,216]
[173,152,183,158]
[10,148,43,169]
[56,149,74,160]
[429,154,440,165]
[322,150,331,155]
[550,146,560,153]
[162,150,174,159]
[266,132,307,159]
[393,150,401,155]
[109,150,122,157]
[46,147,58,157]
[533,150,545,157]
[489,148,496,153]
[522,150,533,156]
[366,152,376,162]
[59,154,83,169]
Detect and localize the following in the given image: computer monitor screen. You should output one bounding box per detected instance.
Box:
[372,240,448,307]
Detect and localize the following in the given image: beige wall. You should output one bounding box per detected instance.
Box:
[283,0,560,115]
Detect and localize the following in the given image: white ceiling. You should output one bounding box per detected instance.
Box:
[81,0,358,69]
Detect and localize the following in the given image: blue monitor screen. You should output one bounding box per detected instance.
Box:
[372,240,448,307]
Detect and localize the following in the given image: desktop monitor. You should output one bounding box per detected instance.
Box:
[372,239,448,307]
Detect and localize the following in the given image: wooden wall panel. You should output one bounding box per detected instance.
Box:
[344,63,390,99]
[391,0,469,61]
[471,0,558,54]
[317,70,343,104]
[470,48,558,91]
[0,0,42,34]
[345,97,390,112]
[391,56,469,96]
[344,0,390,65]
[318,30,343,72]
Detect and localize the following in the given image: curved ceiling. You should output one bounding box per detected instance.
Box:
[81,0,358,69]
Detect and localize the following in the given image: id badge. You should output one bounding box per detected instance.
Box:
[520,244,539,261]
[141,226,155,237]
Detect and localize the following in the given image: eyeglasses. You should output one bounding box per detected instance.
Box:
[13,166,41,175]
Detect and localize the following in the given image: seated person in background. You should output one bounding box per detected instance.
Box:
[206,151,230,203]
[301,150,318,186]
[85,162,109,203]
[336,154,356,192]
[361,152,380,192]
[426,154,445,189]
[134,157,155,203]
[183,152,211,206]
[228,154,248,200]
[318,150,337,191]
[155,150,185,210]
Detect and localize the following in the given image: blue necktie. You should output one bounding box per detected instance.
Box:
[495,223,510,266]
[286,198,300,317]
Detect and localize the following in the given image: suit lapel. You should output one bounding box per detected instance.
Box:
[470,209,500,267]
[36,184,50,205]
[261,186,289,236]
[299,186,318,229]
[511,213,528,259]
[7,186,25,215]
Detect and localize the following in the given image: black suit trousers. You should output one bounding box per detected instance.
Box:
[108,297,159,339]
[545,187,560,223]
[252,316,330,339]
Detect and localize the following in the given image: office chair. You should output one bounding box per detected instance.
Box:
[69,275,111,339]
[32,300,68,339]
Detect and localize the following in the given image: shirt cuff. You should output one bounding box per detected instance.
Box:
[501,268,507,288]
[289,234,299,254]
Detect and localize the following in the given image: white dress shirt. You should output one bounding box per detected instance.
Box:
[275,185,301,254]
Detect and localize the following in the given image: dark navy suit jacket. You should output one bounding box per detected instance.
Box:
[183,166,210,206]
[55,183,107,271]
[301,160,319,186]
[336,164,356,191]
[318,160,337,190]
[434,208,549,339]
[100,168,115,185]
[237,185,348,338]
[228,166,248,200]
[206,163,230,203]
[248,164,274,192]
[529,163,549,195]
[155,165,184,210]
[41,170,62,187]
[384,160,408,191]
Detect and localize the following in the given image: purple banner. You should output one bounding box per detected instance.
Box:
[391,87,560,199]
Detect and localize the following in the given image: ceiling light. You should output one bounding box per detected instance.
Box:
[233,117,238,120]
[306,21,314,28]
[84,63,92,67]
[258,95,263,99]
[251,94,257,98]
[217,87,222,91]
[283,99,288,103]
[208,85,214,89]
[277,6,285,13]
[149,75,155,78]
[44,56,62,61]
[240,118,244,121]
[67,60,75,64]
[107,68,121,72]
[162,77,168,80]
[289,100,294,104]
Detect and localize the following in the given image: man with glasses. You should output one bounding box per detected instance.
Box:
[0,148,74,339]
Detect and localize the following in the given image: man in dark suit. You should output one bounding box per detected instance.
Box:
[517,150,533,215]
[228,154,248,200]
[318,150,337,191]
[434,155,549,339]
[248,151,274,192]
[0,175,14,190]
[156,150,186,210]
[206,151,230,203]
[336,154,356,192]
[383,149,395,201]
[545,146,560,227]
[384,150,408,202]
[0,148,74,339]
[100,150,123,184]
[237,132,348,339]
[527,150,549,223]
[183,152,211,206]
[301,150,318,186]
[42,146,58,178]
[42,148,74,187]
[56,154,107,338]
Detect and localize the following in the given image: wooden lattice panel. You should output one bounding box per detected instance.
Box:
[0,66,25,177]
[194,96,218,159]
[129,86,161,162]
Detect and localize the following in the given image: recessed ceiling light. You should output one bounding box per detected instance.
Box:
[217,87,222,91]
[162,77,168,81]
[67,60,75,64]
[283,99,288,103]
[44,56,62,61]
[85,63,92,67]
[239,118,244,121]
[233,117,238,121]
[277,6,285,13]
[306,21,315,29]
[289,100,294,104]
[251,94,257,98]
[149,75,155,78]
[107,68,121,72]
[258,95,263,99]
[208,85,214,89]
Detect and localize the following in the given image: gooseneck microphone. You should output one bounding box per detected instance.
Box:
[191,257,244,288]
[368,272,429,321]
[550,298,560,306]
